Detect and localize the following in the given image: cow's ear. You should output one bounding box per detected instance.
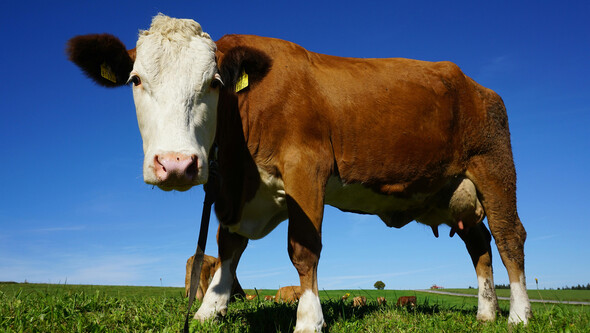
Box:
[217,46,272,93]
[66,34,135,88]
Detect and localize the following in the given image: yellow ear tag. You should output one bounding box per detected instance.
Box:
[100,62,117,83]
[235,70,249,92]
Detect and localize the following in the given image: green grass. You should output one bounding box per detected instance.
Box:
[1,283,588,332]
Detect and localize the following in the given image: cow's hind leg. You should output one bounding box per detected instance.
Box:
[195,227,248,320]
[458,222,499,321]
[467,155,531,325]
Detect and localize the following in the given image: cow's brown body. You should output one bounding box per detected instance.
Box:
[209,34,529,327]
[212,34,528,323]
[396,296,417,307]
[67,19,531,329]
[214,35,503,231]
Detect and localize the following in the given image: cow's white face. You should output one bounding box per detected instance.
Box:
[130,14,220,191]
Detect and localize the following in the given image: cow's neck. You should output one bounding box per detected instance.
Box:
[213,88,261,226]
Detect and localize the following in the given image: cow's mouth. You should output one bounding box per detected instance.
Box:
[156,183,195,192]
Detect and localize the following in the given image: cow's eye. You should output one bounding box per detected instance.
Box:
[128,75,141,86]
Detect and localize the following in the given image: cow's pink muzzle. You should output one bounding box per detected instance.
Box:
[153,153,199,190]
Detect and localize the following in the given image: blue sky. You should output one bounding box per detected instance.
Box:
[1,1,588,291]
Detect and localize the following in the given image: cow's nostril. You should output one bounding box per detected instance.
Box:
[154,155,166,172]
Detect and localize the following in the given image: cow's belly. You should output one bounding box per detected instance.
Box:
[324,176,425,227]
[227,169,288,239]
[325,175,484,229]
[228,173,483,238]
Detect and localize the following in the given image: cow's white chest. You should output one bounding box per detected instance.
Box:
[227,169,288,239]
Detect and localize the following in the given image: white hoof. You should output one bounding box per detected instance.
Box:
[293,290,324,333]
[194,303,226,321]
[194,260,232,321]
[508,277,531,326]
[476,277,498,321]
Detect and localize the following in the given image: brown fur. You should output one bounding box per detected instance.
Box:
[377,297,387,306]
[66,34,134,87]
[396,296,417,307]
[275,285,302,303]
[212,34,528,321]
[352,296,367,307]
[217,44,272,93]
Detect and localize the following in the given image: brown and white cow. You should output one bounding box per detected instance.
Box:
[352,296,367,307]
[67,14,531,331]
[185,253,245,301]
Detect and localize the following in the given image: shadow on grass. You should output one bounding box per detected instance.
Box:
[193,297,511,332]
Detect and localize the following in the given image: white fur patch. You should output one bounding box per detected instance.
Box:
[132,14,219,187]
[476,276,497,321]
[324,176,419,216]
[509,274,531,325]
[228,168,288,239]
[194,260,233,320]
[294,290,324,333]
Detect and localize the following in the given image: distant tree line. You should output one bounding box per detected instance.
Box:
[557,283,590,290]
[469,283,590,290]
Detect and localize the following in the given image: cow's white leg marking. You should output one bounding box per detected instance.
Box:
[476,276,498,321]
[508,274,531,325]
[294,290,324,333]
[194,260,232,320]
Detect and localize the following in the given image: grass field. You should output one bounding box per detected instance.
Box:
[1,283,588,332]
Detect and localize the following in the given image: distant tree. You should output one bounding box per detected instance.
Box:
[374,281,385,290]
[559,283,590,290]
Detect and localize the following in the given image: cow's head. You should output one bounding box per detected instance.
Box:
[67,14,221,191]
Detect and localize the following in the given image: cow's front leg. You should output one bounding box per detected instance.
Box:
[195,226,248,320]
[283,162,329,333]
[288,195,324,333]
